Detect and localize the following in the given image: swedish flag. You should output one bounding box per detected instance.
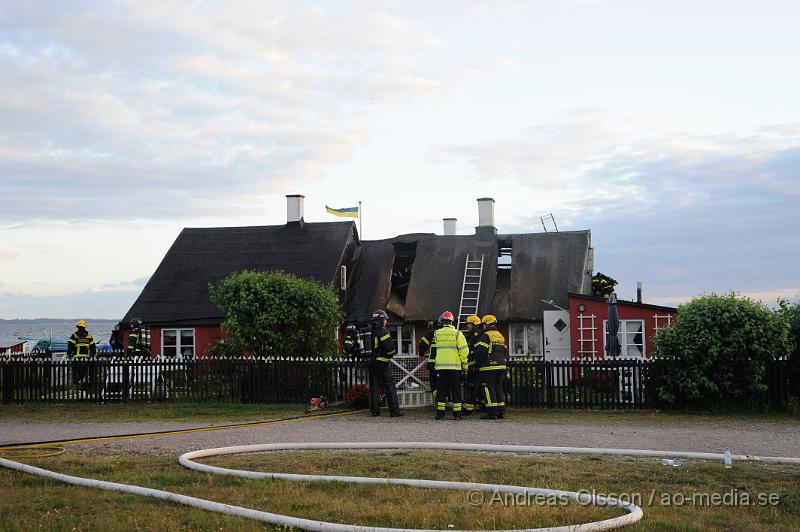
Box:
[325,205,359,218]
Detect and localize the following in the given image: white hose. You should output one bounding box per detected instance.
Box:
[4,442,800,531]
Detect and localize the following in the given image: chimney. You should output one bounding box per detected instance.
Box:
[475,197,496,240]
[637,282,643,303]
[443,218,457,235]
[286,194,304,226]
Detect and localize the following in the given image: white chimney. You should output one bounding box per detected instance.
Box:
[477,197,495,227]
[286,194,304,224]
[476,197,496,240]
[443,218,457,235]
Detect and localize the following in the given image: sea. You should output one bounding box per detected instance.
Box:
[0,319,118,350]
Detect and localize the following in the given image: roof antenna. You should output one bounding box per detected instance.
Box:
[540,213,558,232]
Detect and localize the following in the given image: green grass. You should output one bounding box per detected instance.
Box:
[0,449,798,530]
[0,403,315,423]
[2,403,797,426]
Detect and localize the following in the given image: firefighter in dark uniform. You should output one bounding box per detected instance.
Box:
[474,314,508,420]
[67,320,96,386]
[591,272,617,300]
[433,311,469,420]
[342,324,361,356]
[127,318,144,357]
[418,318,442,404]
[461,315,483,415]
[368,310,403,417]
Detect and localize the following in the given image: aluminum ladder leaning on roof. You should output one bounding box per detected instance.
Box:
[456,254,484,330]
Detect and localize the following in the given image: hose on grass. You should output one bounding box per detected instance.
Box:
[0,445,65,459]
[4,441,800,531]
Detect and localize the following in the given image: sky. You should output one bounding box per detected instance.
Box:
[1,0,799,319]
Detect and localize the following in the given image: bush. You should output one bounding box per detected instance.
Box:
[209,270,342,357]
[651,292,790,409]
[777,298,800,393]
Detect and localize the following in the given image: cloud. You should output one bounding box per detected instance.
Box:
[93,276,150,293]
[0,1,444,222]
[434,118,800,304]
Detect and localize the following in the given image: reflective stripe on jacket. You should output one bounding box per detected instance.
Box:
[433,324,468,371]
[475,328,508,371]
[68,331,95,359]
[371,326,397,363]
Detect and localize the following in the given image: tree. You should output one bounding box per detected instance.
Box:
[651,292,790,408]
[208,270,342,357]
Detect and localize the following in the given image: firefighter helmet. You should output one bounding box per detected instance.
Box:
[439,310,455,322]
[466,315,481,326]
[130,318,143,328]
[481,314,498,326]
[76,320,87,328]
[371,310,388,321]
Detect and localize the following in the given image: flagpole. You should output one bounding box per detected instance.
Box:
[358,201,362,238]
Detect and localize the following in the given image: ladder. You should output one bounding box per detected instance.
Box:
[456,254,484,330]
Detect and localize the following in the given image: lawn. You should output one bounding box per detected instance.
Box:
[1,448,798,530]
[0,402,313,423]
[1,403,797,426]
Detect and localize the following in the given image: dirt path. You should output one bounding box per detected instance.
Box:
[3,411,798,458]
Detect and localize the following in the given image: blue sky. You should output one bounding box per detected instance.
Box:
[1,0,798,318]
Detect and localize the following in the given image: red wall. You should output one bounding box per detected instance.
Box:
[568,294,676,360]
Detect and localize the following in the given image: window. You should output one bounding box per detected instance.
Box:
[389,324,416,357]
[508,323,542,357]
[603,319,645,358]
[162,328,195,357]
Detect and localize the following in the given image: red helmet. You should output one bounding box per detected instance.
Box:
[439,310,455,322]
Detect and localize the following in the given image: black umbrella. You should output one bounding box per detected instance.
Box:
[606,293,621,357]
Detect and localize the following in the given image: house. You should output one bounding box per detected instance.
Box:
[568,293,676,361]
[123,194,671,362]
[122,195,358,357]
[0,341,26,356]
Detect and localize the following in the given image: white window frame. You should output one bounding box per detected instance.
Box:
[389,324,416,358]
[602,319,645,358]
[161,328,195,358]
[508,322,543,358]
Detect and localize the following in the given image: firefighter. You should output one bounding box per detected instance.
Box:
[368,310,403,417]
[342,324,361,356]
[127,318,144,357]
[418,318,442,403]
[461,315,483,415]
[67,319,96,386]
[433,311,469,420]
[475,315,508,420]
[109,322,124,352]
[591,272,617,300]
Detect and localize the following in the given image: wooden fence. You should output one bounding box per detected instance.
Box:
[0,356,791,410]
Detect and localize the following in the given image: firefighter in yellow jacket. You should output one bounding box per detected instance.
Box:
[433,311,469,420]
[474,315,508,420]
[461,315,483,414]
[67,320,96,386]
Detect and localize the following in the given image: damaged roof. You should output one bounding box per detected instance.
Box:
[124,221,356,326]
[344,230,592,323]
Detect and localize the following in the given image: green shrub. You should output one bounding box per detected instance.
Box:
[651,292,790,408]
[777,298,800,393]
[209,270,342,357]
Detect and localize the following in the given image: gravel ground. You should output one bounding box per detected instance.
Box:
[3,411,799,458]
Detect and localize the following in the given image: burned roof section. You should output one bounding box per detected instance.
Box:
[124,221,357,326]
[343,229,591,323]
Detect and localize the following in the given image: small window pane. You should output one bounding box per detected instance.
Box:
[181,346,194,357]
[401,325,415,355]
[627,344,643,357]
[180,330,194,346]
[163,346,177,357]
[510,324,525,354]
[526,323,542,355]
[163,330,177,346]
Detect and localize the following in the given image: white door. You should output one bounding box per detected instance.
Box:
[543,310,571,361]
